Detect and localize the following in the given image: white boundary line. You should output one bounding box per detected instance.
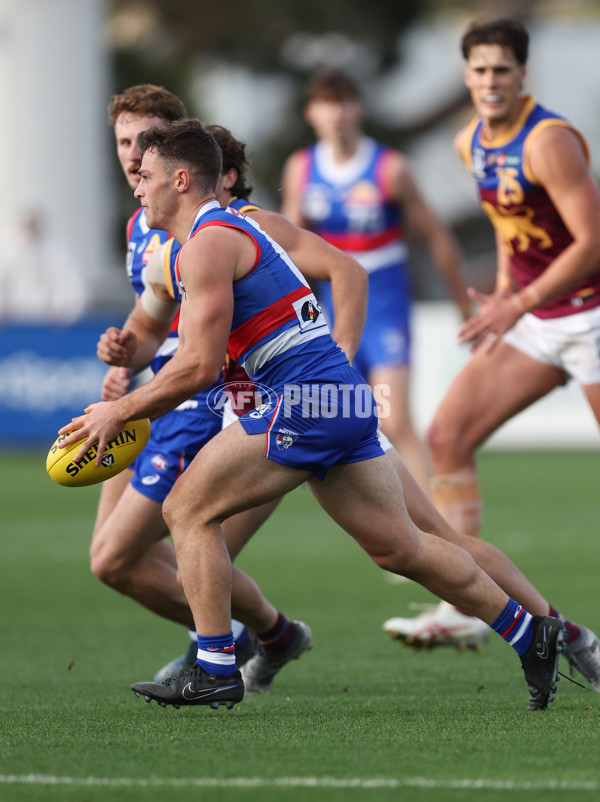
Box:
[0,775,598,791]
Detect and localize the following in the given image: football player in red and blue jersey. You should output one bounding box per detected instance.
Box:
[60,120,580,711]
[91,85,288,684]
[281,70,470,493]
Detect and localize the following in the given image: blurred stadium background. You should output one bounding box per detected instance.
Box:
[1,0,599,448]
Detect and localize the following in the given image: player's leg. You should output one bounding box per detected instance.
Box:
[218,393,284,560]
[92,475,282,630]
[581,382,600,425]
[92,466,180,581]
[159,499,283,680]
[131,423,312,707]
[309,456,566,710]
[92,463,203,682]
[92,467,133,534]
[383,447,567,652]
[427,341,567,536]
[205,395,299,668]
[162,422,310,635]
[370,362,430,493]
[90,482,193,624]
[309,455,506,619]
[386,447,549,613]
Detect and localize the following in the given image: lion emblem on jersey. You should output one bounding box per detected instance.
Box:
[482,202,553,254]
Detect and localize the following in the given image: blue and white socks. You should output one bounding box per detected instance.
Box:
[196,631,237,676]
[491,598,534,656]
[190,620,249,676]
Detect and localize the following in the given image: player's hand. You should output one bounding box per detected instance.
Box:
[457,287,522,353]
[97,327,138,367]
[57,402,124,465]
[101,366,132,401]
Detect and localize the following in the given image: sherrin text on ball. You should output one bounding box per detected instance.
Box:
[46,418,151,487]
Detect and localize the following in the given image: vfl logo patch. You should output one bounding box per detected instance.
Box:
[276,429,299,450]
[100,454,115,468]
[151,455,168,471]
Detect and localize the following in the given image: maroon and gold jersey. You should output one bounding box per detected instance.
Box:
[461,95,600,318]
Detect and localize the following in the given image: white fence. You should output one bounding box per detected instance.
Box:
[411,303,599,450]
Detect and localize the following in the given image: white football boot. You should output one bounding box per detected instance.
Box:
[383,601,490,651]
[563,624,600,691]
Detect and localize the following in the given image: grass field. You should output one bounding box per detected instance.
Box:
[1,449,599,802]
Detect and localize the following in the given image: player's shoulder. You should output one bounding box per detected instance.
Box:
[454,116,480,163]
[285,145,314,171]
[375,143,414,194]
[126,206,144,240]
[525,116,590,183]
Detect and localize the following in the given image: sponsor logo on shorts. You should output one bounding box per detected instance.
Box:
[141,474,161,486]
[275,428,299,450]
[176,399,199,411]
[151,455,168,471]
[249,402,270,418]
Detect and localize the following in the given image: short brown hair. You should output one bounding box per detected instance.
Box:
[108,84,186,125]
[138,119,222,194]
[305,70,361,104]
[204,124,254,199]
[461,18,529,65]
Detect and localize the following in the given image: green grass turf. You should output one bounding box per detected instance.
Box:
[1,450,599,802]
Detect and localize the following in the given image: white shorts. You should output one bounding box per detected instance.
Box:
[221,398,239,430]
[377,428,394,453]
[502,305,600,385]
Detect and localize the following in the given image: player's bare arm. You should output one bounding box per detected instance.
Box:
[525,125,600,302]
[280,152,306,225]
[494,231,514,293]
[58,226,244,464]
[389,152,471,320]
[251,207,367,361]
[97,242,178,367]
[97,294,175,369]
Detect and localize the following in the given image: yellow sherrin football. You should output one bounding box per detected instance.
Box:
[46,418,151,487]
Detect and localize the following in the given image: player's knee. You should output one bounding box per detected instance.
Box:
[162,491,183,536]
[163,484,214,538]
[369,541,421,577]
[426,416,464,461]
[90,542,130,590]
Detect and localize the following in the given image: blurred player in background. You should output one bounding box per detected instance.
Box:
[389,18,600,660]
[281,69,471,493]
